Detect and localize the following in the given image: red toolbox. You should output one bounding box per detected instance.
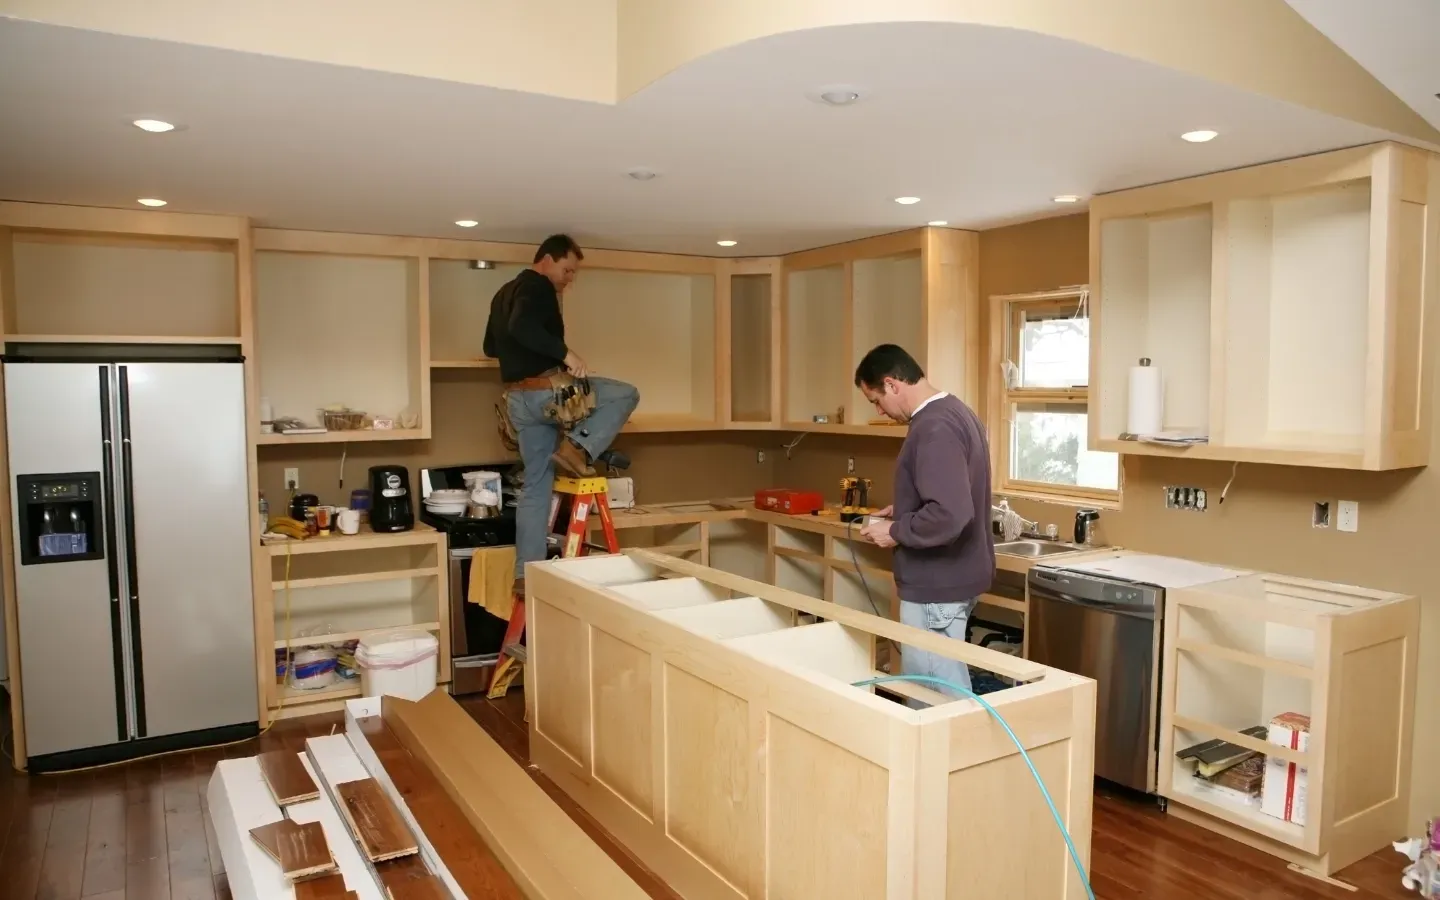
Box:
[754,488,825,516]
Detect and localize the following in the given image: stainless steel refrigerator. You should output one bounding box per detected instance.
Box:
[5,346,258,771]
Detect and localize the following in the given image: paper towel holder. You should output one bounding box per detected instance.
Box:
[1138,357,1151,366]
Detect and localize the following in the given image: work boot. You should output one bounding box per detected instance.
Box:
[551,437,596,477]
[597,449,631,472]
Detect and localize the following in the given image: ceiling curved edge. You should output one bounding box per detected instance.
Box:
[617,0,1440,145]
[3,0,1435,145]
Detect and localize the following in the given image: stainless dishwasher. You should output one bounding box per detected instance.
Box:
[1026,564,1165,795]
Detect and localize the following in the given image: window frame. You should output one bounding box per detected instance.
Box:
[986,286,1121,507]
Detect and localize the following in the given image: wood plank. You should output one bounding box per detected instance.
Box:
[248,818,338,880]
[381,691,652,900]
[294,872,361,900]
[375,856,450,899]
[352,713,525,899]
[258,749,321,805]
[334,779,420,863]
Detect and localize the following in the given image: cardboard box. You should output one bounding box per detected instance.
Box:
[1261,711,1310,826]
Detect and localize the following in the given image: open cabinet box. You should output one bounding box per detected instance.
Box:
[1090,141,1439,470]
[523,548,1096,900]
[1158,572,1419,875]
[780,227,980,436]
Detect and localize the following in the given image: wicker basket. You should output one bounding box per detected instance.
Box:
[322,409,366,431]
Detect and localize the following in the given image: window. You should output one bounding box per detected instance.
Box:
[989,288,1119,503]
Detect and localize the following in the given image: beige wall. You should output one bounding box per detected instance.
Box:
[774,212,1439,832]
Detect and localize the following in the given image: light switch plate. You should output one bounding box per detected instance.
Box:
[1337,500,1359,533]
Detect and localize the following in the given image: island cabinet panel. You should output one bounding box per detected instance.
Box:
[524,549,1097,900]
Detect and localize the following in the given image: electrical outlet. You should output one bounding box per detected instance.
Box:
[1164,485,1206,511]
[1313,501,1331,529]
[284,467,300,491]
[1337,500,1359,533]
[756,450,765,463]
[846,456,855,474]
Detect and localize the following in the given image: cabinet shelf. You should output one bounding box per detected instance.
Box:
[270,565,440,590]
[257,428,427,445]
[273,622,440,650]
[1091,142,1438,470]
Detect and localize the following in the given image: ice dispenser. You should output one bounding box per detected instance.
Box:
[16,472,105,566]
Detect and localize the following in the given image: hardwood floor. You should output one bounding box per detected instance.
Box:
[0,690,1420,899]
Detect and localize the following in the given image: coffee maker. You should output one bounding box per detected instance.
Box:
[369,465,414,533]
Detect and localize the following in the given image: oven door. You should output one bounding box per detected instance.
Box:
[449,546,514,695]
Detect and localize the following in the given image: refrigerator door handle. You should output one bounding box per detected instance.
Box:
[98,365,129,741]
[117,365,147,737]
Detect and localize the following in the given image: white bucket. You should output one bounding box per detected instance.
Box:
[356,629,439,701]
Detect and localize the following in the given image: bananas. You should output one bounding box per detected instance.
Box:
[266,516,310,540]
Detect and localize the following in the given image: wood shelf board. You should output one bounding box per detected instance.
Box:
[278,681,364,706]
[274,622,440,650]
[1166,775,1307,850]
[779,421,908,437]
[257,428,428,445]
[271,566,441,591]
[2,333,242,345]
[1094,438,1365,469]
[262,525,439,555]
[428,359,498,368]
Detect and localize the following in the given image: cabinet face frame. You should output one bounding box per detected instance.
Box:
[1087,141,1435,470]
[779,226,980,437]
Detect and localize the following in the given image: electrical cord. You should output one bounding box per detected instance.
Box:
[843,517,883,617]
[853,673,1097,900]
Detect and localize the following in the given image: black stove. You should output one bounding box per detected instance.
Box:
[418,463,519,548]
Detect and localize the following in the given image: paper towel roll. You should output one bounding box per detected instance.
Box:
[1127,358,1162,436]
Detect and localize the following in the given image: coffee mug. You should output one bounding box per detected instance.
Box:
[337,508,361,535]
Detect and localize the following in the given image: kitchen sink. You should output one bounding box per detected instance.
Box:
[994,539,1083,558]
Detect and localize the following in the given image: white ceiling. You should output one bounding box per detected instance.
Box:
[0,16,1405,257]
[1286,0,1440,132]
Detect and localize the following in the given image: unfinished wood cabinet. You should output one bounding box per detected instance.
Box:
[0,202,249,343]
[1091,141,1439,469]
[781,227,980,436]
[524,549,1096,900]
[1158,572,1419,876]
[427,258,525,368]
[261,525,449,721]
[253,236,429,444]
[722,257,783,428]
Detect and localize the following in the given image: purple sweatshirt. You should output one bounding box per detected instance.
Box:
[891,394,995,603]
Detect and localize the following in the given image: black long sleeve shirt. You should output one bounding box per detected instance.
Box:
[483,269,568,381]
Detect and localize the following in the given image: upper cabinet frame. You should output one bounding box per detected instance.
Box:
[1089,142,1438,470]
[777,227,980,437]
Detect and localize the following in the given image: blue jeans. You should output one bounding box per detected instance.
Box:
[508,376,640,578]
[899,598,979,705]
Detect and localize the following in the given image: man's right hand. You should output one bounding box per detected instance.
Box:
[564,350,588,379]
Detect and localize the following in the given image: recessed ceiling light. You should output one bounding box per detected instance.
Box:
[1181,129,1218,143]
[627,167,658,181]
[927,220,948,227]
[137,198,167,207]
[716,240,738,247]
[455,220,478,227]
[132,119,176,133]
[809,85,864,107]
[894,196,920,205]
[1052,195,1081,204]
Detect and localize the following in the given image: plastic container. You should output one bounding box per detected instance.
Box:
[355,630,439,701]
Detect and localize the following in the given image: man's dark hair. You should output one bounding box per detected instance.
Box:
[854,344,925,389]
[534,234,584,264]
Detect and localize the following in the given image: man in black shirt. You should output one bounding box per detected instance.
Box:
[483,234,640,586]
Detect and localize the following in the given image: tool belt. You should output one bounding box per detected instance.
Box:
[494,368,596,452]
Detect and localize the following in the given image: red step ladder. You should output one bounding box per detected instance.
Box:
[487,475,619,698]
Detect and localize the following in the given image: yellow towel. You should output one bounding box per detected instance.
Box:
[468,546,518,621]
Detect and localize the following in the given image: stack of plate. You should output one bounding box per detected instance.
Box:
[424,489,469,516]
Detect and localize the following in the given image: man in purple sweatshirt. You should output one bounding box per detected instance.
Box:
[856,344,995,698]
